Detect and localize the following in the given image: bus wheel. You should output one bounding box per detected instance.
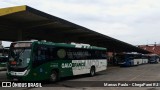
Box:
[90,67,95,77]
[50,71,58,82]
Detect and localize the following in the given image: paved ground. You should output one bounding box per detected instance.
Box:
[0,64,160,90]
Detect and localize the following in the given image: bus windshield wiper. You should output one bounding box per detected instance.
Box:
[14,48,25,61]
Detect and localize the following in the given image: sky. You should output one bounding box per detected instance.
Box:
[1,0,160,47]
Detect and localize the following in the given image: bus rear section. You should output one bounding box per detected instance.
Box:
[148,54,160,64]
[7,41,107,81]
[116,54,133,67]
[133,54,143,65]
[142,55,148,64]
[117,53,143,67]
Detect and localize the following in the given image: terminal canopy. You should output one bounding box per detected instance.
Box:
[0,5,150,53]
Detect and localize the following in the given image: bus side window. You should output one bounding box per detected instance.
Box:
[49,47,54,60]
[35,46,46,62]
[37,49,42,61]
[66,48,73,60]
[35,47,42,61]
[33,47,38,61]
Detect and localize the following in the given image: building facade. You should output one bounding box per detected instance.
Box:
[138,44,160,55]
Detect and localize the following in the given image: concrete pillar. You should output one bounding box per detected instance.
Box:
[112,51,117,65]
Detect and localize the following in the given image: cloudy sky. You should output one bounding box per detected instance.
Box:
[1,0,160,47]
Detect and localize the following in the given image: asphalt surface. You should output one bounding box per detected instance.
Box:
[0,63,160,90]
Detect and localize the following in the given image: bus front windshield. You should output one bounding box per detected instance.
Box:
[9,43,31,68]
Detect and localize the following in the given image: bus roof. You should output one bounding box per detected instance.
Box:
[116,53,142,56]
[33,41,107,51]
[14,40,38,43]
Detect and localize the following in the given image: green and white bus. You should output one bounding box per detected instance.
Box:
[7,41,107,81]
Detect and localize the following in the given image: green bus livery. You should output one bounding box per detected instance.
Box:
[7,41,107,81]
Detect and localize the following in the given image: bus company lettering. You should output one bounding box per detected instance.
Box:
[61,63,72,68]
[61,62,85,68]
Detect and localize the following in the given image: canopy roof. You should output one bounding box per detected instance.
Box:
[0,5,150,53]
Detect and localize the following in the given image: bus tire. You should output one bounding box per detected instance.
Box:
[90,66,95,77]
[50,70,58,82]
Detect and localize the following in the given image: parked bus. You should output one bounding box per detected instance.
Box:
[148,54,159,64]
[142,54,148,64]
[116,53,144,66]
[0,48,9,69]
[6,41,107,81]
